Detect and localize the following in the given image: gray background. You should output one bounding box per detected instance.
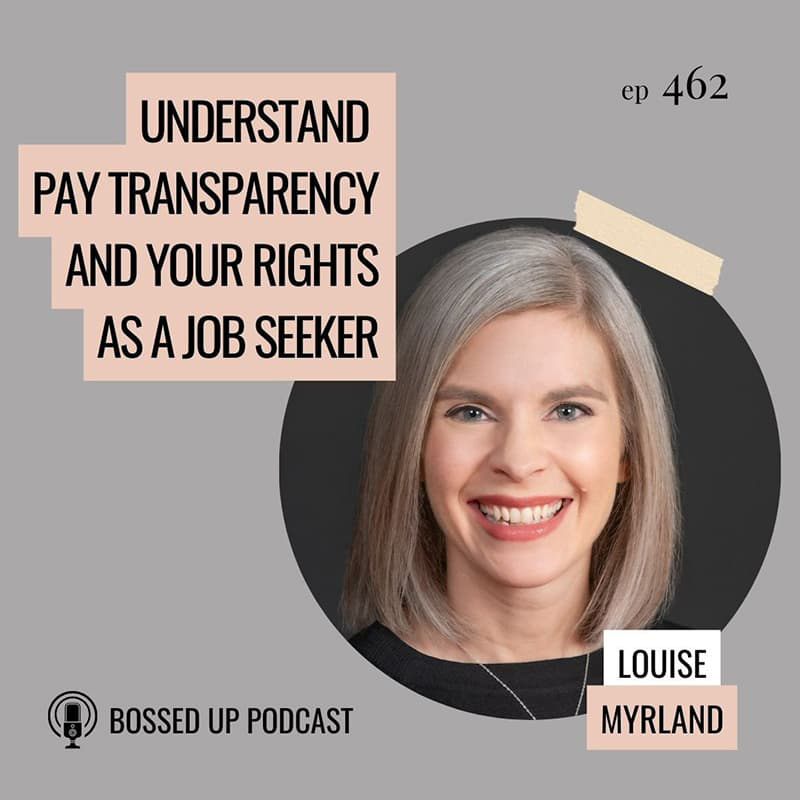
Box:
[2,1,796,796]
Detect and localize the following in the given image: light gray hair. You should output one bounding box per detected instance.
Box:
[342,227,680,645]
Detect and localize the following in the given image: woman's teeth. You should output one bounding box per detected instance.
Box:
[477,500,564,525]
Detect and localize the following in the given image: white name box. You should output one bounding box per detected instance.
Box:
[603,630,721,686]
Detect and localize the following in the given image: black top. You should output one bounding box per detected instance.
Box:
[350,620,684,720]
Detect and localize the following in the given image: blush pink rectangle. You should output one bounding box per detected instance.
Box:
[19,72,396,382]
[586,685,737,750]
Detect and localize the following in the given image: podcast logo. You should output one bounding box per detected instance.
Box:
[48,691,98,750]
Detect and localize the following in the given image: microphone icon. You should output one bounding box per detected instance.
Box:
[48,691,98,750]
[63,702,83,749]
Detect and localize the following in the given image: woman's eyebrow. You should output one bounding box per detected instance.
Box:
[434,385,496,406]
[541,384,609,404]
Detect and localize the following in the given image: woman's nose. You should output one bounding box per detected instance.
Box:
[488,419,551,482]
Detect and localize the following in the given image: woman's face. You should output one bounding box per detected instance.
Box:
[422,308,626,595]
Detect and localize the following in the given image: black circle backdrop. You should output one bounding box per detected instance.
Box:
[279,218,781,633]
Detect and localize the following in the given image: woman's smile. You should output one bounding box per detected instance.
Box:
[422,308,626,592]
[468,496,572,541]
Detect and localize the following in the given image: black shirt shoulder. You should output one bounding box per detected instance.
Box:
[349,622,603,720]
[349,619,690,720]
[652,619,690,630]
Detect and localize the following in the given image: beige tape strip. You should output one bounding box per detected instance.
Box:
[574,191,722,295]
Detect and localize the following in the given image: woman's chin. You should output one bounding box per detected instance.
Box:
[478,559,572,591]
[489,570,565,591]
[446,537,590,594]
[473,547,591,593]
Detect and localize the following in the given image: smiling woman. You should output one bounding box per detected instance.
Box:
[342,228,681,720]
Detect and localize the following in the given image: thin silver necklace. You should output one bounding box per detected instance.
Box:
[457,643,591,720]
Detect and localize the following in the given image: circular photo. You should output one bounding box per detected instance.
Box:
[280,219,780,720]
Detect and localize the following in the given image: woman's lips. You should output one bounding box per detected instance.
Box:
[468,497,572,541]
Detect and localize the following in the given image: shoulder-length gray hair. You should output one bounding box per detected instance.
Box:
[342,227,680,645]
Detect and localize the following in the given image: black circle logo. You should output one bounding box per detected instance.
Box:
[48,691,98,750]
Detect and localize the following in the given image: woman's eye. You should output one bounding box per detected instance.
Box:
[550,403,589,422]
[446,405,490,422]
